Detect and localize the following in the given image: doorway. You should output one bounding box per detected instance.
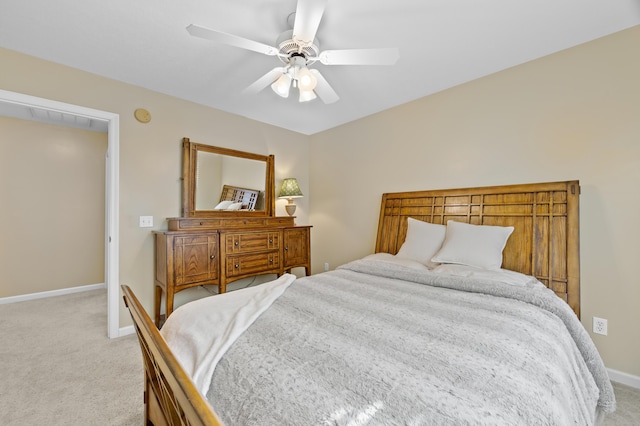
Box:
[0,89,121,338]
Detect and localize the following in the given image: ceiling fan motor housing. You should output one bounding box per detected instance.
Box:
[276,29,319,65]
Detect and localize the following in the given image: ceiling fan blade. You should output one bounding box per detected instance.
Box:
[310,69,339,104]
[186,24,278,56]
[319,48,399,66]
[292,0,328,45]
[243,67,286,95]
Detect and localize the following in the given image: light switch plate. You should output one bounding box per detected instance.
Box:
[139,216,153,228]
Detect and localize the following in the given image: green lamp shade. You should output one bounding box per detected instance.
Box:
[278,178,303,198]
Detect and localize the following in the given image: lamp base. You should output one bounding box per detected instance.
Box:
[284,203,297,216]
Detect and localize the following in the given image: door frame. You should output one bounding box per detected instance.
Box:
[0,89,122,338]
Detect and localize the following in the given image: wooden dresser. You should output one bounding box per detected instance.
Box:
[154,216,311,326]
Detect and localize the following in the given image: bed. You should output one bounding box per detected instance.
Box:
[123,180,615,425]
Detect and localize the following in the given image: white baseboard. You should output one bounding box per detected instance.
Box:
[0,282,106,305]
[608,368,640,389]
[117,325,135,337]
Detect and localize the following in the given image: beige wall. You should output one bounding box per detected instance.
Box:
[0,47,310,325]
[309,26,640,376]
[0,117,107,296]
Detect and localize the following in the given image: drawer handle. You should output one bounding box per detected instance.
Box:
[210,255,216,259]
[269,258,273,263]
[234,264,239,268]
[285,247,288,251]
[234,241,239,246]
[199,222,204,226]
[269,239,273,243]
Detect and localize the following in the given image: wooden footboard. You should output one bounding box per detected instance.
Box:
[122,285,223,426]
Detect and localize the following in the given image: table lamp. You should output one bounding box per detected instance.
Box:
[278,178,303,216]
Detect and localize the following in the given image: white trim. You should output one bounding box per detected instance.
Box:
[106,114,120,339]
[0,89,120,338]
[608,368,640,389]
[0,283,106,305]
[118,325,135,337]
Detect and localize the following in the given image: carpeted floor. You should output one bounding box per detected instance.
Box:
[607,381,640,426]
[0,288,638,425]
[0,289,143,425]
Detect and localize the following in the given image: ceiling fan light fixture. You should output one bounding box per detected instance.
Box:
[299,88,317,103]
[271,73,292,98]
[297,66,317,91]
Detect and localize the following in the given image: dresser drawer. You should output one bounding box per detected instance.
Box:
[264,217,294,226]
[167,216,294,230]
[225,252,280,277]
[224,231,280,254]
[219,218,274,228]
[169,218,222,230]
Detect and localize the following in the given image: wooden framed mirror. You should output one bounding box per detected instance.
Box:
[182,137,275,217]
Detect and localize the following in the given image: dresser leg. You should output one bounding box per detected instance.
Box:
[165,287,174,323]
[154,285,162,327]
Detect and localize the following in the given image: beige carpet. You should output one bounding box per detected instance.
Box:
[0,288,638,425]
[608,381,640,426]
[0,289,143,425]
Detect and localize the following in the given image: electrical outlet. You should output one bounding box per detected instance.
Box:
[324,262,329,272]
[593,317,608,335]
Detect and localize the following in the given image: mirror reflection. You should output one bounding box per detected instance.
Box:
[182,138,275,217]
[195,151,266,211]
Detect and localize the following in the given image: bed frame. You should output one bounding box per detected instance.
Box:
[122,285,223,426]
[123,180,580,425]
[376,180,581,317]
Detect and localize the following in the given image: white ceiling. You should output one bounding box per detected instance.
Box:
[1,0,639,135]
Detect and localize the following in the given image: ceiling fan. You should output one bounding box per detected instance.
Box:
[186,0,399,104]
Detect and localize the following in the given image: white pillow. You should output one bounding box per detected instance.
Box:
[227,202,243,210]
[395,218,446,269]
[431,220,514,270]
[213,200,234,210]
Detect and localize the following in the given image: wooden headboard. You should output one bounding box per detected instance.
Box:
[375,181,581,317]
[219,185,260,210]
